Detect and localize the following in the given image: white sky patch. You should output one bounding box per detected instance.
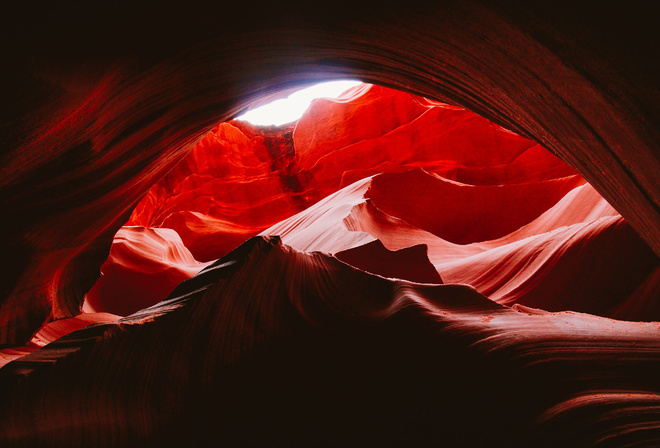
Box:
[236,80,362,126]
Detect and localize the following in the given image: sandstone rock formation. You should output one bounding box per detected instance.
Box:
[1,1,660,446]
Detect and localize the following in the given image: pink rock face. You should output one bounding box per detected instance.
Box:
[265,171,658,321]
[83,227,210,316]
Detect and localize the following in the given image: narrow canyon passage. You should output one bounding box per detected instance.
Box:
[3,82,660,447]
[81,83,658,321]
[2,2,660,446]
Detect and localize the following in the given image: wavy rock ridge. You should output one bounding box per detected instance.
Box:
[2,236,659,447]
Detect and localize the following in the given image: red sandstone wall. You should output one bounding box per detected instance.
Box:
[2,2,660,446]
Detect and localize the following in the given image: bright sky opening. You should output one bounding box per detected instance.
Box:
[236,80,362,126]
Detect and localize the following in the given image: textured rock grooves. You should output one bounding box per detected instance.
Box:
[2,1,660,446]
[3,237,660,447]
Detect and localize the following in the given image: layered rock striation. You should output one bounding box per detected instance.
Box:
[2,2,660,446]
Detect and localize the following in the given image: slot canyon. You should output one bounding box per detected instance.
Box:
[1,1,660,447]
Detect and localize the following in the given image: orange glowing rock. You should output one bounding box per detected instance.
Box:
[126,84,579,264]
[84,83,658,325]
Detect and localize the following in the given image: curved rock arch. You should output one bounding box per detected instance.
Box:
[1,1,659,344]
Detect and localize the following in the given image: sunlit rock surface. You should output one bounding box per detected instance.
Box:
[127,84,578,259]
[2,2,660,446]
[3,2,660,348]
[3,80,660,446]
[265,170,658,320]
[83,227,211,316]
